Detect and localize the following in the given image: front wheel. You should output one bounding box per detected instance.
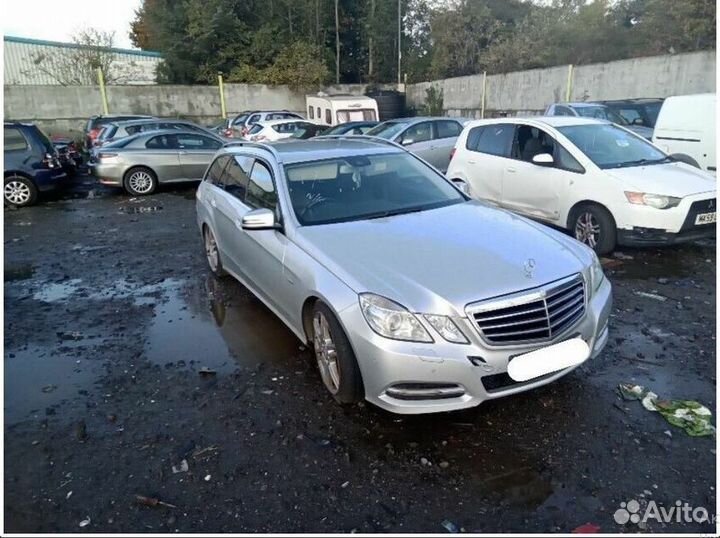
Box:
[123,166,157,196]
[311,302,364,404]
[203,226,226,277]
[570,204,616,255]
[4,176,38,207]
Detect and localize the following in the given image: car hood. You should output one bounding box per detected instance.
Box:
[294,201,591,316]
[605,162,716,198]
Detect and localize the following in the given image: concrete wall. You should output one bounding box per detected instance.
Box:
[3,82,388,137]
[407,50,716,118]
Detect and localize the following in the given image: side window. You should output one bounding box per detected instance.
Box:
[401,122,432,144]
[248,114,261,125]
[554,106,573,117]
[205,155,231,185]
[177,134,221,150]
[308,107,315,120]
[436,120,462,139]
[325,109,332,124]
[474,124,514,157]
[127,125,145,134]
[465,126,484,150]
[514,125,555,162]
[4,127,28,151]
[316,107,321,120]
[146,134,178,149]
[221,155,252,199]
[555,144,585,173]
[246,161,277,210]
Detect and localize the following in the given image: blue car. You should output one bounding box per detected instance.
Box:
[4,122,67,207]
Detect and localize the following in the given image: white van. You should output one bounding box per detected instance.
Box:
[652,93,716,174]
[306,94,379,127]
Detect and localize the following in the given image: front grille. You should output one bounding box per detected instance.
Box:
[469,274,585,346]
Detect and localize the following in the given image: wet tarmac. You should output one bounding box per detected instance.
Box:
[4,175,716,532]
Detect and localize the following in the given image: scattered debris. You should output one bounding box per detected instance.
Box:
[618,384,715,437]
[613,251,634,260]
[441,520,460,533]
[191,446,219,459]
[341,481,350,488]
[634,291,667,302]
[572,522,600,533]
[78,516,91,528]
[198,367,216,377]
[420,457,431,466]
[75,420,88,442]
[66,491,73,500]
[41,384,57,393]
[439,461,450,469]
[172,459,189,474]
[135,494,176,509]
[204,474,212,481]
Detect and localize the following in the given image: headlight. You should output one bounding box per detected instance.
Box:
[359,293,432,343]
[590,253,605,293]
[424,314,469,344]
[625,191,681,209]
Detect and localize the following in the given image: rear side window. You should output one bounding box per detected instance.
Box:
[4,127,28,151]
[554,106,574,116]
[248,114,261,125]
[177,134,221,150]
[146,134,177,149]
[308,107,315,119]
[221,155,253,200]
[436,120,462,139]
[248,124,264,135]
[474,124,514,157]
[246,161,277,210]
[325,109,331,124]
[206,155,231,185]
[401,122,432,144]
[466,126,484,150]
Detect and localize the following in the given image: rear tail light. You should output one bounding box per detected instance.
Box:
[42,153,57,168]
[98,152,118,160]
[89,128,101,140]
[223,128,233,137]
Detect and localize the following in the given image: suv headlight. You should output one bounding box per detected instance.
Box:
[590,253,605,293]
[625,191,681,209]
[359,293,432,342]
[424,314,469,344]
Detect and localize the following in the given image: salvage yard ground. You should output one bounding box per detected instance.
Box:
[4,174,716,533]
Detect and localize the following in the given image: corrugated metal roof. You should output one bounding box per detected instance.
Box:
[4,36,162,85]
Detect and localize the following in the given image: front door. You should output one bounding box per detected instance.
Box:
[397,121,435,165]
[177,134,223,180]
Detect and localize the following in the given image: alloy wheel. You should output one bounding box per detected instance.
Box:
[575,212,601,249]
[4,181,31,205]
[313,312,340,394]
[128,171,154,194]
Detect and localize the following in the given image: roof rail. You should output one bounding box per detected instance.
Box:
[222,140,282,160]
[316,134,405,151]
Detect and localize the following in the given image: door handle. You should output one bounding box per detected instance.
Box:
[210,198,217,208]
[506,167,517,173]
[467,160,476,164]
[178,150,188,155]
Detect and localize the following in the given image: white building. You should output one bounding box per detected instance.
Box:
[4,36,162,85]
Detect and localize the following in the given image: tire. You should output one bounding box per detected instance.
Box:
[569,204,616,255]
[670,153,700,169]
[123,166,158,196]
[203,225,227,278]
[4,176,38,207]
[311,302,364,405]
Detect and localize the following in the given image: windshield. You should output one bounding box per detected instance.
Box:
[573,105,628,125]
[558,124,667,169]
[366,121,409,140]
[284,152,465,226]
[642,102,662,126]
[248,124,264,135]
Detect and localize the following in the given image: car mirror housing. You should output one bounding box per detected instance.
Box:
[401,138,415,146]
[532,153,554,166]
[242,208,278,230]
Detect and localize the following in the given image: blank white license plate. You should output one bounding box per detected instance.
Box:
[695,212,716,225]
[507,337,590,382]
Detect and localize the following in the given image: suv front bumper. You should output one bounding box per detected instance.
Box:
[340,277,612,414]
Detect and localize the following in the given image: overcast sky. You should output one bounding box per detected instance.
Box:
[4,0,143,49]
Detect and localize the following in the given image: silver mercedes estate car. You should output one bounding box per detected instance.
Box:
[195,136,612,414]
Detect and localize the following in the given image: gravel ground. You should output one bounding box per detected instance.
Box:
[4,174,716,533]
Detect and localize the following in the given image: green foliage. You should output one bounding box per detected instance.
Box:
[130,0,716,85]
[421,85,443,116]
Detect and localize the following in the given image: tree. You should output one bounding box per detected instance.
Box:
[25,28,136,86]
[227,42,329,88]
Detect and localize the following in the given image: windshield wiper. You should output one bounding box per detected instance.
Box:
[608,156,674,169]
[363,206,427,220]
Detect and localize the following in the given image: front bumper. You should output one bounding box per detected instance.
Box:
[340,277,612,414]
[88,162,124,186]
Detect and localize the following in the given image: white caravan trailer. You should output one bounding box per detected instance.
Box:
[306,94,379,126]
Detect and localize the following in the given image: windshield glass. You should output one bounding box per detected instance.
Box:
[574,105,628,125]
[558,124,667,169]
[366,121,409,140]
[248,124,264,135]
[284,152,465,226]
[643,102,662,126]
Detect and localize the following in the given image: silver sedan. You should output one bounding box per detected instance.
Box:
[195,137,612,414]
[90,129,225,195]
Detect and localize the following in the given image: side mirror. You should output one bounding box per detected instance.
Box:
[241,208,279,230]
[532,153,554,166]
[401,137,415,146]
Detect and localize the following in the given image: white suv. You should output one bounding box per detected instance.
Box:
[447,117,716,254]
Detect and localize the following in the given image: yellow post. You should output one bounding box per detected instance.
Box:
[480,71,487,119]
[218,73,227,119]
[97,68,109,115]
[565,64,574,101]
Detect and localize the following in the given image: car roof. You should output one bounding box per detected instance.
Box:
[113,118,193,127]
[224,138,402,165]
[116,129,221,144]
[556,102,607,109]
[466,116,610,128]
[256,119,315,127]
